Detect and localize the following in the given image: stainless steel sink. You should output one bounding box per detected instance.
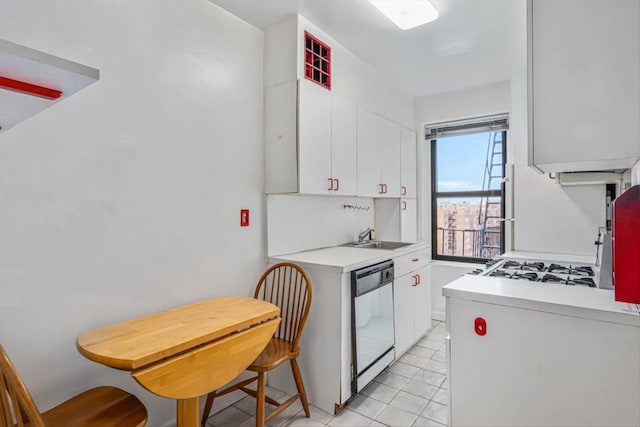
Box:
[342,240,412,250]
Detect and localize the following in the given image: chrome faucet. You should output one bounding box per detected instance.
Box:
[358,227,375,243]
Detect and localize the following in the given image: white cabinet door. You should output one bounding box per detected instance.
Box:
[400,198,417,243]
[331,96,357,196]
[400,128,417,198]
[529,0,640,172]
[357,108,401,198]
[379,119,401,198]
[357,108,384,197]
[393,273,415,357]
[412,265,431,340]
[394,264,431,357]
[298,79,332,194]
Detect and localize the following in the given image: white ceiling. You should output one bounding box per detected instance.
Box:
[210,0,526,97]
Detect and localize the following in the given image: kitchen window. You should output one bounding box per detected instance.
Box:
[428,115,508,263]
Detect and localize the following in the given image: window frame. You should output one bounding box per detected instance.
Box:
[430,129,507,264]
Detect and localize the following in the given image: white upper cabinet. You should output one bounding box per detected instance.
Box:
[331,95,358,195]
[527,0,640,173]
[298,79,333,194]
[400,128,417,198]
[357,107,401,198]
[265,79,357,195]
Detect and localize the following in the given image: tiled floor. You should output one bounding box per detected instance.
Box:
[204,321,448,427]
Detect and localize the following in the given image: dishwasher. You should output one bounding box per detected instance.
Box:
[351,259,395,394]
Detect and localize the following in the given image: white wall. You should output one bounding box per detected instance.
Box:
[267,195,373,256]
[0,2,264,425]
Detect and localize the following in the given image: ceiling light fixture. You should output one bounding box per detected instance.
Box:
[369,0,439,30]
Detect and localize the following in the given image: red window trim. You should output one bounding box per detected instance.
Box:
[304,31,331,90]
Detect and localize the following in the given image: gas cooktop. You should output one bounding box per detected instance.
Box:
[470,258,600,288]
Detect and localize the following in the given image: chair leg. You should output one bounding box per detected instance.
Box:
[201,392,216,427]
[256,372,266,427]
[291,359,310,417]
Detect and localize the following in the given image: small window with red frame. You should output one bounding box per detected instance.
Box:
[304,31,331,90]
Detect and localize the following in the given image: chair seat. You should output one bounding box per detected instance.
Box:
[39,386,147,427]
[248,338,298,372]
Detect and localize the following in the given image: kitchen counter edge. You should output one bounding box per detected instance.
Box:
[268,242,430,273]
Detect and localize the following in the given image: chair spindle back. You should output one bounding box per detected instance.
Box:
[254,263,312,350]
[0,344,45,427]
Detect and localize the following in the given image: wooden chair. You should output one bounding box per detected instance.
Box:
[201,262,313,427]
[0,343,148,427]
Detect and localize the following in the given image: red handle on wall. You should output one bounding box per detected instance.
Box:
[474,317,487,336]
[334,178,340,191]
[411,275,419,287]
[402,186,407,196]
[402,201,407,211]
[328,178,334,191]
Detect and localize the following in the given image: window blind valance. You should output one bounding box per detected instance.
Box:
[425,114,509,139]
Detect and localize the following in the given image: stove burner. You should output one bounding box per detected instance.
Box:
[489,269,512,278]
[548,263,571,274]
[567,277,597,288]
[572,266,595,277]
[522,262,546,272]
[502,260,522,269]
[540,274,566,284]
[468,269,484,275]
[547,264,595,277]
[511,272,539,281]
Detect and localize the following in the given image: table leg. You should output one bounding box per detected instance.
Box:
[177,397,200,427]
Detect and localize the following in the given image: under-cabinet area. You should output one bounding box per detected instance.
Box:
[268,243,431,414]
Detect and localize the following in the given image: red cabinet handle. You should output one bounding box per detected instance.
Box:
[412,275,419,287]
[328,178,334,191]
[474,317,487,336]
[402,201,407,210]
[416,274,421,285]
[402,186,407,196]
[378,184,384,194]
[412,258,419,262]
[334,178,340,191]
[382,184,388,194]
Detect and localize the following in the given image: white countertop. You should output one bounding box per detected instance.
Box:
[443,274,639,326]
[269,242,429,273]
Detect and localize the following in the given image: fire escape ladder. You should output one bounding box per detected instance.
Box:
[478,131,503,258]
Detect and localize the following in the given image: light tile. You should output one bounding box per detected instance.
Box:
[430,388,449,406]
[368,420,386,427]
[327,409,372,427]
[361,381,399,403]
[407,346,436,359]
[389,390,428,415]
[401,379,438,400]
[430,351,447,364]
[399,352,427,368]
[423,360,447,375]
[376,371,410,389]
[375,404,418,427]
[421,339,444,351]
[206,405,251,427]
[280,414,325,427]
[414,369,446,388]
[388,361,421,378]
[348,394,386,419]
[411,415,447,426]
[421,401,448,425]
[308,405,333,424]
